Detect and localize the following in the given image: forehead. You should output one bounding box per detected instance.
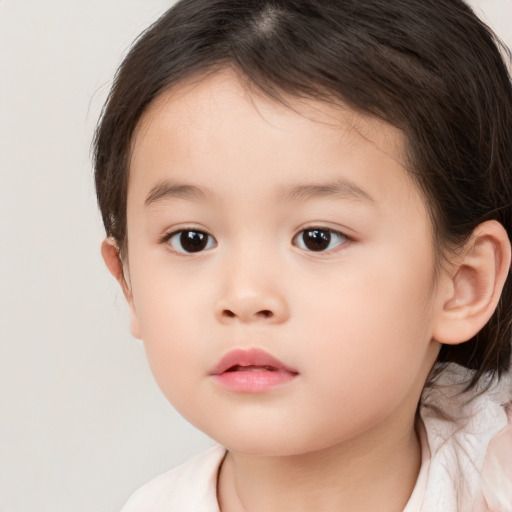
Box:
[133,68,406,165]
[128,68,420,217]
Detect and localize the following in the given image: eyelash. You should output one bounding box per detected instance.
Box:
[292,228,349,253]
[160,227,350,255]
[160,229,217,255]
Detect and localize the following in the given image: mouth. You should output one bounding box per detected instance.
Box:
[225,365,280,372]
[210,348,299,393]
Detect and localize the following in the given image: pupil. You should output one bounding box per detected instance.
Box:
[180,231,207,252]
[303,229,330,251]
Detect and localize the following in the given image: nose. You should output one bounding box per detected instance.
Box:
[214,258,290,325]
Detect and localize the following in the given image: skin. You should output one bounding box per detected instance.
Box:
[102,69,511,511]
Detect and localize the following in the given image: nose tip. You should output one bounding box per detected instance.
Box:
[214,250,289,324]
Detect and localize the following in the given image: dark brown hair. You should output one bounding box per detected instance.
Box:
[94,0,512,388]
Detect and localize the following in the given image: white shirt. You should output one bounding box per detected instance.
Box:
[121,365,512,512]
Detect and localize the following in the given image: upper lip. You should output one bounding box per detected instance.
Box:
[209,348,299,375]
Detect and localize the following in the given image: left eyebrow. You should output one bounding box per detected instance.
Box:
[277,178,376,205]
[144,181,215,207]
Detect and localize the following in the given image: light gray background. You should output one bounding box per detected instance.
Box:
[0,1,510,511]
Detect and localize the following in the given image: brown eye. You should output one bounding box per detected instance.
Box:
[168,230,216,253]
[294,228,347,252]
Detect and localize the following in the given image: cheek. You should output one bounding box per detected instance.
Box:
[129,264,213,390]
[297,247,435,395]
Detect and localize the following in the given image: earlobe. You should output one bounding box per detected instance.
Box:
[101,238,142,339]
[433,220,511,345]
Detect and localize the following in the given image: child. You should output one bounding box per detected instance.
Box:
[94,0,512,510]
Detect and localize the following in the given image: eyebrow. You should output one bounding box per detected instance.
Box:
[277,178,376,204]
[144,177,376,207]
[145,181,213,206]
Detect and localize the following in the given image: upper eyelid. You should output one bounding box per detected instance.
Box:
[159,226,214,243]
[293,225,351,239]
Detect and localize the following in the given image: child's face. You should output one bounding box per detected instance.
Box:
[122,70,445,456]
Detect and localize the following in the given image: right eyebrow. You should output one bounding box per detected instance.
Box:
[144,181,212,207]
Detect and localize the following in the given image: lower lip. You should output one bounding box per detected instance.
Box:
[213,369,297,393]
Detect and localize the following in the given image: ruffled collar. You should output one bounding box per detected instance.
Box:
[411,364,512,511]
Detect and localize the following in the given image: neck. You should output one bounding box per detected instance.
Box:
[217,418,421,512]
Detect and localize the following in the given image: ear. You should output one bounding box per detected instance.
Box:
[433,220,511,345]
[101,238,142,339]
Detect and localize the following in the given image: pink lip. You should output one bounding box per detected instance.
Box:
[210,348,299,393]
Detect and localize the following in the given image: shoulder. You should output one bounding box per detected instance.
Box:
[120,444,227,512]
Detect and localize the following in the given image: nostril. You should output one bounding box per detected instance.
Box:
[221,309,273,319]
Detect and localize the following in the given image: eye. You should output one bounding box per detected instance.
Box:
[293,228,347,252]
[166,230,216,254]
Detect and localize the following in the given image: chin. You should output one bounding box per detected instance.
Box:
[207,425,333,458]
